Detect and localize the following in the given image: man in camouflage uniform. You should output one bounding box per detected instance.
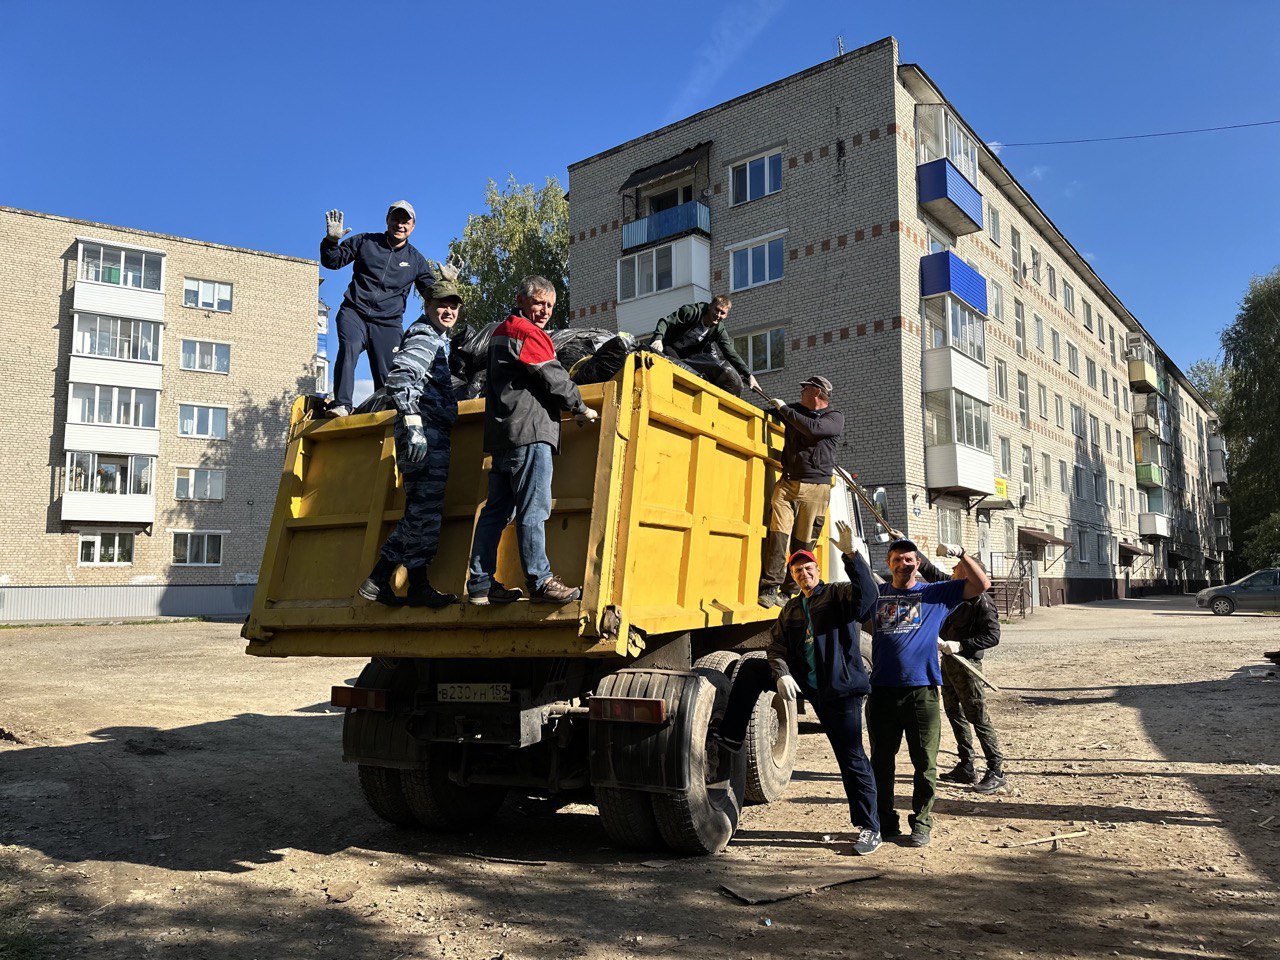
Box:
[358,268,462,608]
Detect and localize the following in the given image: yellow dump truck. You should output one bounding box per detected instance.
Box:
[243,353,869,854]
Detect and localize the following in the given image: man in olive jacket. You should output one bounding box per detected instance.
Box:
[650,295,759,395]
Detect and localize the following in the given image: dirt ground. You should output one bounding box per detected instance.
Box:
[2,596,1278,960]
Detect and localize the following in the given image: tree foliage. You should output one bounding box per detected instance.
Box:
[1186,358,1231,415]
[447,176,570,330]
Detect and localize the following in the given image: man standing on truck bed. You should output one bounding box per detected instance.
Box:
[714,522,884,856]
[868,538,991,847]
[759,375,845,608]
[357,270,464,608]
[321,202,436,417]
[466,276,599,605]
[650,295,759,396]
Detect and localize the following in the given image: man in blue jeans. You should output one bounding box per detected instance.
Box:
[466,276,598,604]
[714,522,883,855]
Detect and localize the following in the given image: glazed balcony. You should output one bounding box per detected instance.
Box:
[920,251,988,316]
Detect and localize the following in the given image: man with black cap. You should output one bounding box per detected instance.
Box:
[321,201,436,417]
[713,522,883,855]
[758,374,845,608]
[867,537,991,847]
[357,267,464,608]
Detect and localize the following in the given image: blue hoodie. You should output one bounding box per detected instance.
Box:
[321,232,434,325]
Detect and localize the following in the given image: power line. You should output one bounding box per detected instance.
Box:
[996,118,1280,148]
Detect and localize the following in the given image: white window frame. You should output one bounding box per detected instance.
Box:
[180,338,232,374]
[78,239,164,291]
[1022,444,1035,503]
[1059,458,1068,493]
[1000,437,1011,476]
[1034,313,1045,352]
[1048,264,1057,299]
[1031,247,1042,285]
[1037,382,1048,421]
[1051,328,1061,364]
[730,149,784,205]
[938,505,962,545]
[66,451,155,495]
[1055,394,1065,428]
[1013,301,1026,357]
[1017,372,1029,428]
[1067,342,1080,377]
[174,466,227,502]
[1062,281,1075,316]
[68,383,159,429]
[989,280,1004,323]
[1087,358,1098,390]
[177,403,229,440]
[732,327,786,374]
[617,242,675,302]
[727,230,787,292]
[170,529,227,567]
[73,313,162,364]
[183,277,234,313]
[987,204,1001,245]
[1010,228,1023,286]
[77,530,135,566]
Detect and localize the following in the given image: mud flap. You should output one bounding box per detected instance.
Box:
[588,669,706,794]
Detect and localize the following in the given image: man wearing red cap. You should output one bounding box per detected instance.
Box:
[714,523,883,855]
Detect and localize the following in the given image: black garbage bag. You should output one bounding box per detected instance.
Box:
[571,333,639,385]
[550,327,616,370]
[450,321,499,383]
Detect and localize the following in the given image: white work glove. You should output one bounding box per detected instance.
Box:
[574,407,599,428]
[777,675,801,701]
[325,209,351,241]
[650,339,664,354]
[938,640,962,655]
[936,542,965,559]
[769,397,786,410]
[748,374,761,393]
[833,519,857,556]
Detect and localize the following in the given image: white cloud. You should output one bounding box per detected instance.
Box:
[1030,165,1049,181]
[664,0,787,123]
[1082,251,1098,263]
[353,378,374,404]
[986,140,1004,156]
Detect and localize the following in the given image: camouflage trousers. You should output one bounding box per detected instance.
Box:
[380,426,451,570]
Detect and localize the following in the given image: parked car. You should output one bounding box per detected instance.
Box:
[1196,569,1280,615]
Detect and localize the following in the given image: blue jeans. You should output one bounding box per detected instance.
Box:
[467,442,554,594]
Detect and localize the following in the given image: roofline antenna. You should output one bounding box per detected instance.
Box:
[836,35,845,56]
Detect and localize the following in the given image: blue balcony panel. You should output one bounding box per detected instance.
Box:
[920,251,988,316]
[917,158,983,236]
[621,200,711,252]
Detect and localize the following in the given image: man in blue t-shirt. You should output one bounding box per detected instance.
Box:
[868,537,991,847]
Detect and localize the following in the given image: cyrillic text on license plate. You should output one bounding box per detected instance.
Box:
[437,683,511,703]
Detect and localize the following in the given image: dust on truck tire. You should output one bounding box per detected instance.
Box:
[738,651,798,804]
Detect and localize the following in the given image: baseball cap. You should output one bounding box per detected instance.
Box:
[426,278,462,302]
[886,538,919,557]
[387,199,416,220]
[800,375,833,396]
[787,549,818,568]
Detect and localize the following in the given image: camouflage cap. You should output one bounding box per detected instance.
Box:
[426,279,462,302]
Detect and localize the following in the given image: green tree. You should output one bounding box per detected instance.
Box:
[1242,510,1280,569]
[1186,358,1231,414]
[447,175,570,330]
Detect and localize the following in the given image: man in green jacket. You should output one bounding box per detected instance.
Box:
[650,295,759,396]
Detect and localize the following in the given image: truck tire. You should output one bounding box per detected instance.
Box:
[651,670,746,855]
[693,650,741,679]
[595,786,663,850]
[739,653,797,804]
[400,745,508,832]
[357,765,418,827]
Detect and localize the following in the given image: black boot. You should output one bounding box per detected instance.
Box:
[938,760,978,785]
[405,565,457,608]
[358,557,401,605]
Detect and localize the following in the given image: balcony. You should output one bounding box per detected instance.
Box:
[61,491,155,524]
[1212,501,1230,520]
[924,443,996,497]
[68,354,163,391]
[74,278,165,323]
[1128,358,1159,393]
[917,158,983,236]
[1135,462,1164,488]
[615,235,711,337]
[1208,448,1228,487]
[920,251,988,315]
[1139,512,1171,539]
[1216,536,1233,553]
[621,201,710,252]
[922,346,988,400]
[1131,411,1171,444]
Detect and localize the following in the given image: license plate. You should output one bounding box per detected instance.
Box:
[437,683,511,704]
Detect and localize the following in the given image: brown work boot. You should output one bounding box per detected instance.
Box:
[531,575,582,604]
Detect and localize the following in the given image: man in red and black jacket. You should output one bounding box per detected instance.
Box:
[465,276,598,605]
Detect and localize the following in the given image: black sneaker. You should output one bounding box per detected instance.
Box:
[907,828,932,847]
[468,582,524,605]
[758,588,785,608]
[358,558,401,605]
[852,829,882,856]
[939,762,978,785]
[405,583,458,608]
[973,769,1007,794]
[531,575,582,604]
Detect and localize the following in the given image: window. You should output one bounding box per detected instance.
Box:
[1031,247,1042,284]
[1089,414,1100,451]
[1083,300,1093,332]
[1108,325,1117,364]
[183,278,233,312]
[1105,423,1113,453]
[178,404,228,439]
[1022,445,1034,502]
[995,359,1008,400]
[916,104,979,185]
[172,531,223,566]
[1102,373,1110,398]
[1119,483,1127,520]
[1055,393,1065,428]
[1010,228,1023,285]
[1071,404,1085,438]
[79,242,162,290]
[938,505,962,545]
[1076,527,1089,563]
[314,356,329,395]
[1042,452,1052,490]
[924,390,991,452]
[1097,313,1107,344]
[990,281,1004,323]
[180,339,231,374]
[1034,314,1045,352]
[922,296,985,362]
[729,234,785,291]
[1038,382,1048,420]
[66,452,154,495]
[1000,437,1011,476]
[732,327,786,373]
[78,531,134,565]
[1097,533,1109,566]
[1122,387,1130,413]
[73,314,160,362]
[731,150,783,205]
[1109,479,1117,507]
[1051,329,1061,364]
[618,243,674,301]
[1059,459,1068,493]
[69,384,158,428]
[1073,464,1085,499]
[1067,342,1080,376]
[174,467,226,501]
[1087,358,1098,390]
[1048,265,1057,299]
[1017,372,1029,427]
[1062,281,1075,315]
[987,204,1001,244]
[1014,301,1026,356]
[1130,489,1137,514]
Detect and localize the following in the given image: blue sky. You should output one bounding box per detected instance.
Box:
[3,0,1277,383]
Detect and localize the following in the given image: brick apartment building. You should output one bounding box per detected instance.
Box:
[566,36,1231,605]
[0,206,321,620]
